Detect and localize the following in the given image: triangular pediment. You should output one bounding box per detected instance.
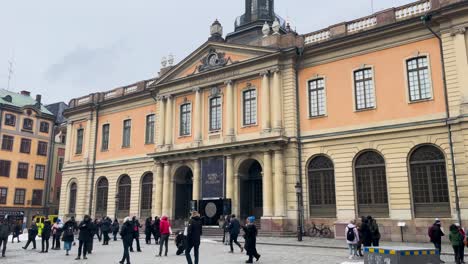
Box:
[156,41,277,84]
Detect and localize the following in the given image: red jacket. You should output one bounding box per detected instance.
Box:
[159,216,171,235]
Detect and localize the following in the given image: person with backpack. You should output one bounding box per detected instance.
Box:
[62,219,75,256]
[368,216,381,247]
[429,219,445,254]
[455,223,466,264]
[22,221,38,250]
[152,216,160,245]
[130,216,141,252]
[228,214,243,253]
[450,224,464,264]
[185,211,202,264]
[119,217,133,264]
[345,220,360,260]
[158,216,171,257]
[112,219,120,241]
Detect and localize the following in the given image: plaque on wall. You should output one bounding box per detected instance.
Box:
[201,156,225,199]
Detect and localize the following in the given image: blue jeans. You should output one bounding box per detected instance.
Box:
[348,243,357,256]
[433,242,442,253]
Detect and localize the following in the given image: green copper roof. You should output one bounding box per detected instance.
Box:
[0,89,53,115]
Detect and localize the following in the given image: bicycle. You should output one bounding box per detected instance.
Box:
[307,223,333,238]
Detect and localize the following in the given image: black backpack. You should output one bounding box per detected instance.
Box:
[347,227,355,241]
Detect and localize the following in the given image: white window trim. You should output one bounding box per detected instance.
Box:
[403,53,434,104]
[306,75,328,119]
[101,122,111,152]
[240,86,259,128]
[178,102,193,138]
[122,118,132,148]
[145,113,156,144]
[75,127,84,155]
[208,94,223,134]
[352,65,378,112]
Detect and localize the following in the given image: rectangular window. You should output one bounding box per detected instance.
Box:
[308,78,326,117]
[39,121,49,133]
[34,165,45,180]
[243,89,257,125]
[76,129,84,154]
[354,68,375,110]
[102,124,110,151]
[209,97,222,131]
[0,160,11,177]
[14,189,26,205]
[32,190,43,206]
[407,56,431,101]
[20,138,31,154]
[37,141,48,156]
[180,104,191,136]
[0,188,7,204]
[23,118,34,131]
[1,135,14,151]
[17,162,29,179]
[4,114,16,126]
[145,115,155,144]
[122,119,131,147]
[58,157,64,172]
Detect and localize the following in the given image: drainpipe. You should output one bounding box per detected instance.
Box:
[294,47,305,241]
[422,15,461,225]
[88,104,100,216]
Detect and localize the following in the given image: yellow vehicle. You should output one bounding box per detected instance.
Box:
[33,215,58,236]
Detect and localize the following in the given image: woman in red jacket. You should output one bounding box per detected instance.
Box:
[158,216,171,257]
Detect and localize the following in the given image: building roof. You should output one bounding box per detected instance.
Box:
[0,89,54,115]
[45,102,69,124]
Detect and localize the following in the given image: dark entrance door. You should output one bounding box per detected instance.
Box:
[240,160,263,221]
[174,167,193,221]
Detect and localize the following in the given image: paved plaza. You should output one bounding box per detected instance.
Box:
[1,235,458,264]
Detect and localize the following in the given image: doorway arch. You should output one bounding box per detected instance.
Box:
[238,159,263,221]
[173,166,193,221]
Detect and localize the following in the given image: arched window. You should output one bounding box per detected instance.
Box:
[140,173,153,218]
[355,151,389,217]
[410,145,450,217]
[117,175,131,218]
[69,182,77,214]
[308,156,336,217]
[95,177,108,217]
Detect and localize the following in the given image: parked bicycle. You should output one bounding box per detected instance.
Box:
[307,223,333,238]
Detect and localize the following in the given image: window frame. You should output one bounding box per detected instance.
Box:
[307,77,327,118]
[68,182,77,214]
[37,141,48,156]
[0,160,11,177]
[34,164,46,180]
[57,157,64,172]
[122,119,132,148]
[0,187,7,204]
[307,155,336,218]
[39,121,50,133]
[140,173,153,211]
[1,135,14,151]
[75,128,84,155]
[405,55,433,103]
[209,96,222,132]
[179,103,192,137]
[17,162,29,179]
[95,177,109,215]
[4,114,16,127]
[31,189,43,206]
[14,188,26,205]
[353,67,377,111]
[22,118,34,131]
[101,124,110,151]
[242,88,258,126]
[145,114,156,144]
[20,138,32,154]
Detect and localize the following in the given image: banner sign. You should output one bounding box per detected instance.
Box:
[201,156,225,199]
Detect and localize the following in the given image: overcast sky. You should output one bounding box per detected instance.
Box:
[0,0,416,104]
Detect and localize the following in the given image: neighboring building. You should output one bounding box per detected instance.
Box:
[59,0,468,242]
[0,89,55,224]
[45,102,69,215]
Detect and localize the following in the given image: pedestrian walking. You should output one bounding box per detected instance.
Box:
[185,211,202,264]
[112,219,120,241]
[130,216,141,252]
[345,220,360,260]
[450,224,464,264]
[360,216,372,247]
[97,218,102,242]
[119,217,133,264]
[22,221,38,250]
[152,216,160,244]
[62,219,75,256]
[12,221,21,243]
[145,217,152,244]
[158,215,171,257]
[51,219,63,250]
[222,215,231,245]
[368,216,380,247]
[41,219,52,253]
[88,218,96,254]
[76,215,92,260]
[456,223,466,264]
[0,217,10,257]
[101,217,111,245]
[228,214,243,253]
[429,218,445,253]
[242,216,260,263]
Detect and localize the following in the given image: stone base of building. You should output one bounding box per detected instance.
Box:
[261,217,296,233]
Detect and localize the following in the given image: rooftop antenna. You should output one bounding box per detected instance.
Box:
[7,51,14,90]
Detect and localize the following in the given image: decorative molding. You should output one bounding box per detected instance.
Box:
[451,26,467,36]
[260,70,269,77]
[198,48,228,73]
[192,87,201,93]
[224,80,234,86]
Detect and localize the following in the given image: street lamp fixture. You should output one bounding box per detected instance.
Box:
[295,182,303,242]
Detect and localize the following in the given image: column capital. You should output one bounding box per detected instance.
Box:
[224,80,234,86]
[156,95,165,102]
[260,70,269,77]
[225,154,234,159]
[270,67,280,74]
[164,94,173,100]
[451,26,466,36]
[192,87,201,93]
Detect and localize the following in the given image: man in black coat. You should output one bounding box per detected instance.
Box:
[360,216,372,247]
[112,219,120,241]
[152,216,160,244]
[185,211,202,264]
[228,214,243,253]
[87,219,96,254]
[76,215,92,260]
[41,219,52,253]
[130,216,141,252]
[119,217,133,264]
[101,217,111,245]
[22,221,38,250]
[429,219,445,253]
[0,217,10,257]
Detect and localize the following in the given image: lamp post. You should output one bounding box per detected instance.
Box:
[295,182,303,242]
[114,193,119,220]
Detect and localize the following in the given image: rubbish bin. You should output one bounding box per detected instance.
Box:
[364,246,441,264]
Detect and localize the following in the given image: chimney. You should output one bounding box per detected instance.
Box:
[20,90,31,96]
[35,94,42,108]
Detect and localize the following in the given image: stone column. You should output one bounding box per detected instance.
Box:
[193,88,202,144]
[154,163,164,216]
[453,28,468,104]
[261,71,271,132]
[157,98,166,147]
[64,122,73,162]
[263,151,273,217]
[162,163,171,217]
[233,173,240,216]
[225,80,235,138]
[272,69,283,130]
[193,159,201,201]
[164,95,173,147]
[226,155,234,200]
[274,150,286,217]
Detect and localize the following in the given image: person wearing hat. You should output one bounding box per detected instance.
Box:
[242,216,261,263]
[185,211,202,264]
[428,219,445,254]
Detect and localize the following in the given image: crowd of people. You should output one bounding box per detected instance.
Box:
[344,216,382,259]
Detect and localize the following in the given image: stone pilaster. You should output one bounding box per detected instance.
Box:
[164,95,173,148]
[193,159,201,201]
[225,80,235,140]
[261,71,271,132]
[193,88,202,145]
[274,150,286,217]
[162,163,171,217]
[271,69,283,131]
[154,163,163,217]
[157,97,166,147]
[263,151,273,217]
[226,155,234,201]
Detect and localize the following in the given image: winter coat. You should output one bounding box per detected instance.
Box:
[101,219,111,233]
[144,218,152,234]
[345,224,360,244]
[28,223,38,239]
[0,222,9,238]
[132,220,141,238]
[450,228,464,246]
[62,221,75,242]
[159,216,171,235]
[229,218,241,235]
[360,221,372,245]
[42,221,52,239]
[429,224,444,244]
[120,221,133,243]
[242,224,258,255]
[112,221,119,233]
[52,223,63,236]
[78,219,92,241]
[186,216,202,247]
[89,222,97,237]
[13,224,21,236]
[369,219,381,240]
[152,219,160,233]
